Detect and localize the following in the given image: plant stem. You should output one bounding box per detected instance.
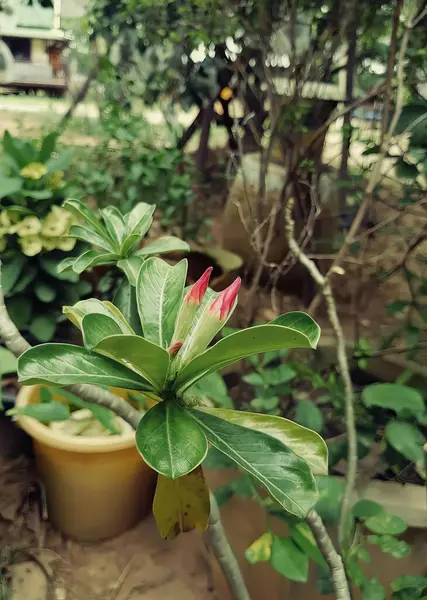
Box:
[307,511,351,600]
[284,202,357,553]
[206,493,252,600]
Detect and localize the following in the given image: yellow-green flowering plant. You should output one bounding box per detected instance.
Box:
[0,130,89,342]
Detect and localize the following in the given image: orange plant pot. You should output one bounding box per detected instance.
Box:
[15,385,156,541]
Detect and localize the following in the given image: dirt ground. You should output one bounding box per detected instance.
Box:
[0,417,215,600]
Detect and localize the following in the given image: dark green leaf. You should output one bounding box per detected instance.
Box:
[81,313,123,350]
[363,383,424,419]
[136,401,208,478]
[40,257,79,282]
[315,476,345,523]
[364,512,407,535]
[35,282,56,303]
[176,314,320,392]
[92,334,170,389]
[387,300,410,315]
[368,534,411,558]
[6,295,32,329]
[391,576,427,594]
[0,176,23,199]
[29,314,57,342]
[361,578,386,600]
[289,522,327,568]
[1,256,26,294]
[9,401,70,422]
[352,499,384,518]
[270,535,309,582]
[137,257,187,348]
[38,132,58,162]
[198,407,328,475]
[12,265,37,293]
[270,312,321,347]
[18,343,153,391]
[45,149,73,173]
[190,408,318,518]
[113,279,142,335]
[295,399,324,433]
[67,224,115,252]
[385,420,425,465]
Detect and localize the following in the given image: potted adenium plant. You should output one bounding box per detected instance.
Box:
[15,256,326,542]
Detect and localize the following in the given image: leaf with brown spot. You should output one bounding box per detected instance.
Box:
[153,467,210,540]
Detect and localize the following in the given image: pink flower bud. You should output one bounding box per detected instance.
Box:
[168,341,183,356]
[172,267,213,345]
[186,267,213,305]
[208,277,241,321]
[177,277,241,368]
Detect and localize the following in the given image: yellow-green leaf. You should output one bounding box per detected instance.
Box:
[245,532,273,564]
[153,467,210,540]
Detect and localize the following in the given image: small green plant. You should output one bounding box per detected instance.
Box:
[17,260,325,540]
[0,131,90,341]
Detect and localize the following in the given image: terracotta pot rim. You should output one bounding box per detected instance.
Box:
[16,385,136,454]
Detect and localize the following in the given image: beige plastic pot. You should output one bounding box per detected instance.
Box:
[15,385,156,541]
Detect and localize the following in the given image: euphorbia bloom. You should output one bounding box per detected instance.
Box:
[177,277,241,368]
[172,267,212,345]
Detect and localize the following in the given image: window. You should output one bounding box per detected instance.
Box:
[2,37,31,62]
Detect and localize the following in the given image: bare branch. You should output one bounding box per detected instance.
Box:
[307,511,351,600]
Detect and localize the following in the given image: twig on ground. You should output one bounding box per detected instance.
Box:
[284,200,357,551]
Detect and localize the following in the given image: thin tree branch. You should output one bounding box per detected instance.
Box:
[284,201,357,552]
[307,511,351,600]
[206,493,252,600]
[309,2,419,313]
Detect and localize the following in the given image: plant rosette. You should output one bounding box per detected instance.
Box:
[17,258,326,540]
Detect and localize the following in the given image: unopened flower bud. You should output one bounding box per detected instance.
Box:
[172,267,212,343]
[178,277,241,368]
[168,341,183,356]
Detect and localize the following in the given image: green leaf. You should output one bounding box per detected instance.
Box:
[395,160,419,181]
[18,343,153,391]
[63,199,110,240]
[67,224,115,252]
[72,250,119,274]
[136,401,208,479]
[185,372,233,408]
[113,279,142,335]
[270,535,309,582]
[387,300,410,315]
[118,256,144,286]
[368,534,411,558]
[28,314,57,342]
[395,104,427,146]
[136,236,190,257]
[0,346,17,375]
[6,295,32,329]
[364,512,407,535]
[11,264,37,293]
[35,282,56,303]
[9,401,70,422]
[23,189,53,200]
[262,363,296,385]
[1,256,26,294]
[46,149,73,173]
[81,314,123,350]
[245,532,272,564]
[270,312,321,347]
[289,522,327,568]
[250,396,280,411]
[0,176,23,199]
[121,202,155,256]
[295,399,324,433]
[40,257,79,282]
[176,315,321,392]
[385,420,425,465]
[54,388,119,434]
[391,576,427,594]
[63,298,133,333]
[362,383,424,418]
[92,334,170,389]
[137,257,187,348]
[190,408,318,518]
[197,407,328,475]
[38,131,58,162]
[352,499,384,518]
[3,131,28,168]
[361,578,386,600]
[315,476,345,523]
[101,206,126,249]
